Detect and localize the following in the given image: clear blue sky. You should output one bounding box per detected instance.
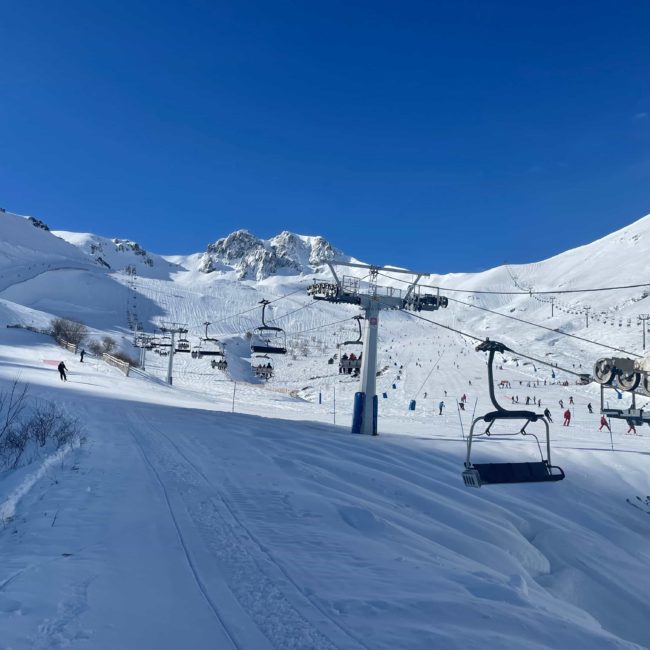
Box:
[1,1,649,271]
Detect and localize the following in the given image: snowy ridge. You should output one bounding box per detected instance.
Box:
[197,229,340,280]
[0,208,650,648]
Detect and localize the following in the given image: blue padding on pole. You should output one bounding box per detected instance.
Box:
[352,392,364,433]
[382,392,388,399]
[409,399,416,411]
[372,395,378,435]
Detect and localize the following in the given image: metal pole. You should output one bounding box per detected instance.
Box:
[456,400,465,440]
[166,331,175,385]
[232,382,237,412]
[333,384,336,424]
[639,314,649,349]
[584,305,591,328]
[550,297,555,317]
[358,300,380,435]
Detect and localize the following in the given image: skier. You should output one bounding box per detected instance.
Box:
[526,396,530,405]
[563,409,571,426]
[544,408,552,423]
[559,399,564,409]
[626,419,638,435]
[461,393,467,403]
[569,396,574,405]
[587,403,593,414]
[599,415,611,432]
[459,401,465,410]
[57,361,68,381]
[438,401,445,415]
[80,349,85,363]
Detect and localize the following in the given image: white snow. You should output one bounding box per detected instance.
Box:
[0,208,649,648]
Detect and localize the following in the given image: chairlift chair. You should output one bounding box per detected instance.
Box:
[462,339,565,488]
[175,338,191,353]
[196,322,225,357]
[339,316,363,375]
[250,300,287,355]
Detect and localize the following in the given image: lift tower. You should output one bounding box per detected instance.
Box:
[308,261,448,435]
[159,324,188,385]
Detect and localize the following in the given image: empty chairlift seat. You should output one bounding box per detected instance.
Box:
[461,339,566,489]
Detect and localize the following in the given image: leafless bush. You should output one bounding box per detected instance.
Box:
[0,381,82,470]
[101,336,117,353]
[87,335,117,356]
[51,318,88,346]
[87,340,103,356]
[110,350,139,367]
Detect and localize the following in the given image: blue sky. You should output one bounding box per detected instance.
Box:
[1,1,649,271]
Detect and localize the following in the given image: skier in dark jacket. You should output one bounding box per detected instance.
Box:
[543,408,552,423]
[80,349,85,363]
[58,361,68,381]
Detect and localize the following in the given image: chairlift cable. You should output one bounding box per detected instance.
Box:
[375,270,650,296]
[386,302,591,379]
[446,296,641,357]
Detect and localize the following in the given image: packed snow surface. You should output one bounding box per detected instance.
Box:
[0,209,649,648]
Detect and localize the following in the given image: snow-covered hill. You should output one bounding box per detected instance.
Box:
[1,207,650,648]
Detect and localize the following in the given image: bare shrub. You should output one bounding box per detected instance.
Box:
[0,382,82,470]
[51,318,88,346]
[110,350,139,367]
[101,336,117,353]
[87,340,104,356]
[87,336,117,356]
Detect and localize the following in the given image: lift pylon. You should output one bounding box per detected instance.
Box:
[308,260,447,435]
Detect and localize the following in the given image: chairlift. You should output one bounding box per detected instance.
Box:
[193,322,225,358]
[251,300,287,355]
[462,339,565,488]
[175,330,191,353]
[210,359,228,371]
[252,360,273,380]
[339,316,363,375]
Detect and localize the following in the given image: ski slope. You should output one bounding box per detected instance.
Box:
[1,209,650,648]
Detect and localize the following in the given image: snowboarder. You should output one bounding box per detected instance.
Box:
[438,401,445,415]
[599,415,611,432]
[57,361,68,381]
[80,349,85,363]
[544,408,552,423]
[459,401,465,410]
[587,403,593,414]
[563,409,571,426]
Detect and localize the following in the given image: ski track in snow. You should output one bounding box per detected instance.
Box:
[1,211,650,647]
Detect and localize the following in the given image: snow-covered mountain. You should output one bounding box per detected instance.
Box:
[52,230,182,280]
[196,229,340,280]
[2,207,650,649]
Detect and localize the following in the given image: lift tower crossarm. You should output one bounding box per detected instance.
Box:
[308,259,447,436]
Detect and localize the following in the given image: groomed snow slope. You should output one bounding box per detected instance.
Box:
[1,210,650,648]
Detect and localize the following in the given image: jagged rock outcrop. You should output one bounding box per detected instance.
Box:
[199,230,339,280]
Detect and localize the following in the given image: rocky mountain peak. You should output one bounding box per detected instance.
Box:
[199,230,340,280]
